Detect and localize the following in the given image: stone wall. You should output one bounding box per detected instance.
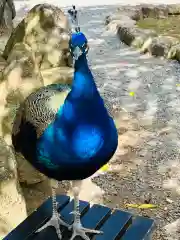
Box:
[105,4,180,62]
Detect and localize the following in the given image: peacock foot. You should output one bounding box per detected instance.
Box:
[36,213,70,240]
[69,214,103,240]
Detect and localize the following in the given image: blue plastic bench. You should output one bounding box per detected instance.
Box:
[3,195,155,240]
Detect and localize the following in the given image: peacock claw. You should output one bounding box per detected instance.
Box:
[35,213,70,240]
[69,222,103,240]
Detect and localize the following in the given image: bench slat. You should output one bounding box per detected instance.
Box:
[63,204,112,240]
[121,216,155,240]
[95,210,132,240]
[3,195,70,240]
[81,204,111,229]
[31,199,89,240]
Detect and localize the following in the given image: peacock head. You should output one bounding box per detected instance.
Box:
[69,31,89,60]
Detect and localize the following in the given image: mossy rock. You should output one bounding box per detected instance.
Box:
[0,137,27,238]
[140,5,169,19]
[168,44,180,61]
[136,16,180,41]
[107,4,180,60]
[3,3,73,70]
[142,36,179,57]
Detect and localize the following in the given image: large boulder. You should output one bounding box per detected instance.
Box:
[0,0,15,52]
[117,5,142,21]
[106,4,180,60]
[105,6,141,28]
[168,4,180,15]
[0,137,27,239]
[106,15,136,33]
[140,5,169,19]
[41,67,73,86]
[167,43,180,61]
[117,26,157,48]
[141,36,179,57]
[0,4,73,184]
[3,3,72,70]
[0,45,47,185]
[0,0,15,34]
[0,54,7,81]
[135,4,180,19]
[0,54,7,73]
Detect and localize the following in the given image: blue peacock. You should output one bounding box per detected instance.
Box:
[12,7,118,240]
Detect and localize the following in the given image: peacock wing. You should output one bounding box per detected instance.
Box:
[12,84,71,140]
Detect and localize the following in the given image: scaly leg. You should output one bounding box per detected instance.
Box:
[36,179,70,239]
[69,180,103,240]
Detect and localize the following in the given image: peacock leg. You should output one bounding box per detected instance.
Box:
[69,180,103,240]
[35,179,70,239]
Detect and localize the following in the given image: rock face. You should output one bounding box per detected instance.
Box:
[142,36,179,57]
[140,4,180,19]
[106,4,180,61]
[140,5,169,19]
[167,44,180,60]
[0,0,16,52]
[0,4,73,184]
[3,3,72,70]
[0,0,16,32]
[0,54,7,73]
[118,26,157,48]
[0,137,27,239]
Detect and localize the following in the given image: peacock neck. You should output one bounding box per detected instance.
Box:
[70,54,98,99]
[74,54,89,71]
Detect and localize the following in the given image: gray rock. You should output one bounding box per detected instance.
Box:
[106,15,136,33]
[3,3,72,70]
[106,5,180,60]
[117,26,157,48]
[117,5,142,21]
[0,138,16,182]
[105,9,141,25]
[140,4,169,19]
[146,36,179,57]
[136,4,180,19]
[0,54,7,80]
[164,4,180,15]
[0,54,7,72]
[0,0,15,34]
[0,138,27,239]
[168,43,180,61]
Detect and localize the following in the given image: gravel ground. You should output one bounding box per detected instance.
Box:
[12,2,180,240]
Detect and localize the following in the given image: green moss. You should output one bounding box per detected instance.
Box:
[136,16,180,40]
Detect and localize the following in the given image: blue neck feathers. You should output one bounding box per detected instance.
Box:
[70,54,98,99]
[74,54,89,71]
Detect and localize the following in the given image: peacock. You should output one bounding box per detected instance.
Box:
[11,7,118,240]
